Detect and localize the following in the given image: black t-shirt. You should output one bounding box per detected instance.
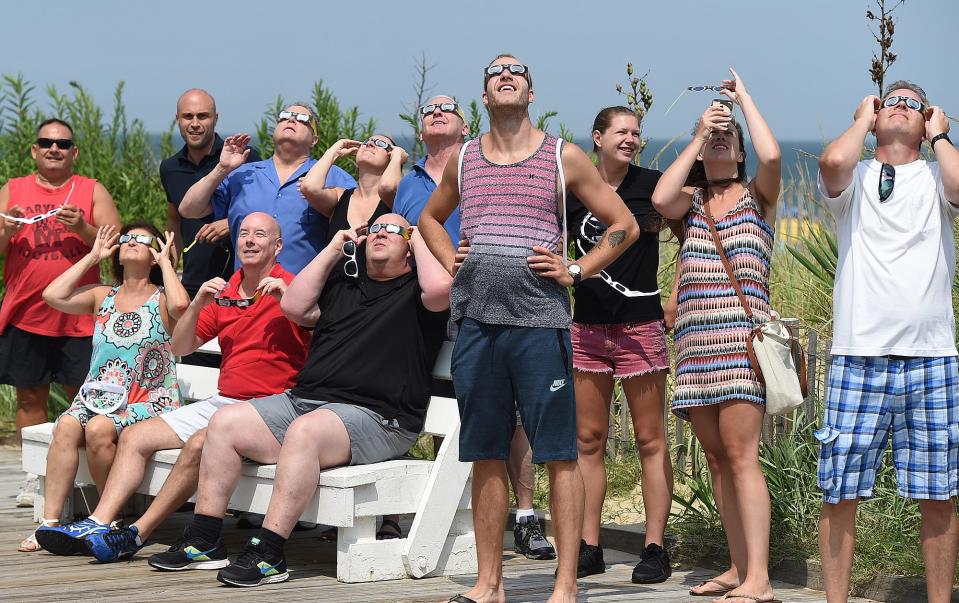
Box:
[159,135,262,296]
[327,188,391,277]
[291,269,449,433]
[566,164,664,324]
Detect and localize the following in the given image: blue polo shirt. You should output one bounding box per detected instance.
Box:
[211,158,356,274]
[394,157,461,244]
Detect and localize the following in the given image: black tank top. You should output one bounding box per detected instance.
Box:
[327,188,391,276]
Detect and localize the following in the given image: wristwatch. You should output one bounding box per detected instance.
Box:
[567,263,583,286]
[931,132,952,148]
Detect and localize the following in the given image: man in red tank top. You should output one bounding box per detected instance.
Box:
[0,118,121,506]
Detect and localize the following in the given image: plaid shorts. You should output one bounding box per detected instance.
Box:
[817,355,959,504]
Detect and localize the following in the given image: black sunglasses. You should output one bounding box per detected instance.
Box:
[213,290,261,308]
[879,163,896,203]
[36,138,74,150]
[343,240,358,278]
[420,102,459,116]
[485,63,529,78]
[881,95,926,114]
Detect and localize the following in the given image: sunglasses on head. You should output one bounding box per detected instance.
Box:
[214,289,261,308]
[118,233,159,249]
[342,240,358,278]
[485,63,529,78]
[881,95,926,114]
[365,138,394,152]
[369,222,411,239]
[420,102,460,116]
[36,138,74,150]
[879,163,896,203]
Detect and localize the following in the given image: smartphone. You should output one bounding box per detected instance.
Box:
[711,99,733,114]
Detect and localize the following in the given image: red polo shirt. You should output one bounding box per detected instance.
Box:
[194,263,311,399]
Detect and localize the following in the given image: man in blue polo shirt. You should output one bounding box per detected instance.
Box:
[394,95,467,243]
[178,103,355,274]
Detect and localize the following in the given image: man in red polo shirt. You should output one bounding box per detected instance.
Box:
[36,212,312,561]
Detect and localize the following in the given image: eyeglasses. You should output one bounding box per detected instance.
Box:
[342,240,358,278]
[485,64,529,78]
[0,180,76,225]
[881,95,926,114]
[277,110,314,125]
[213,290,261,308]
[36,138,75,150]
[369,222,411,239]
[420,102,460,116]
[686,85,725,92]
[119,233,158,246]
[364,138,394,153]
[879,163,896,203]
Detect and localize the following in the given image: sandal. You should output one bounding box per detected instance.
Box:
[376,518,403,540]
[690,577,739,596]
[18,519,60,552]
[720,595,782,603]
[447,596,477,603]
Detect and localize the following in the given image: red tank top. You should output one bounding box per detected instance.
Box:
[0,175,99,337]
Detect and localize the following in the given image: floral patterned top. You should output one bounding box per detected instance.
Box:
[84,286,180,413]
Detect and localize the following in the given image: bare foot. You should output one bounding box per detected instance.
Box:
[545,589,577,603]
[445,585,506,603]
[719,579,775,603]
[689,569,741,596]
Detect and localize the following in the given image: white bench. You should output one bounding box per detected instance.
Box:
[21,340,477,583]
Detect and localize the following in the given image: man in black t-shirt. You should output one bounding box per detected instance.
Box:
[160,89,261,299]
[148,213,452,587]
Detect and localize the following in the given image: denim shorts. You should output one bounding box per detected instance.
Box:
[452,318,577,464]
[572,320,670,379]
[817,355,959,504]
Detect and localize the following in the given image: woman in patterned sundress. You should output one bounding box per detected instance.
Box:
[19,221,189,552]
[652,68,781,603]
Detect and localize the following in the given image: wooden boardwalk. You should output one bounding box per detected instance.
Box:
[0,448,875,602]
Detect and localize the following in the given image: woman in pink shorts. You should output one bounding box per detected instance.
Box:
[566,106,674,583]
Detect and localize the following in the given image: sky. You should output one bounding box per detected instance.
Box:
[1,0,955,144]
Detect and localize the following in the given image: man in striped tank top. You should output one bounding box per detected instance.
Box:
[420,54,639,603]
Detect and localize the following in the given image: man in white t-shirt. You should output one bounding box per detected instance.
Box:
[817,80,959,603]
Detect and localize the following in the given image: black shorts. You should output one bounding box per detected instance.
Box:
[0,325,91,388]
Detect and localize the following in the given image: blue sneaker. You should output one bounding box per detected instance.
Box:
[85,525,142,563]
[35,517,109,556]
[216,537,288,587]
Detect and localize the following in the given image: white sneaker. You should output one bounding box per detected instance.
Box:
[15,474,38,508]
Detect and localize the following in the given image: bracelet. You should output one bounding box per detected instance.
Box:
[931,132,952,149]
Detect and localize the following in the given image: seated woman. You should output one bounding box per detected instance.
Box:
[19,222,189,552]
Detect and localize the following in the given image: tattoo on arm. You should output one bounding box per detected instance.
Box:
[607,230,627,248]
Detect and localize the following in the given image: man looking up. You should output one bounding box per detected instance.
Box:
[0,118,121,507]
[817,82,959,603]
[178,103,356,274]
[419,54,639,603]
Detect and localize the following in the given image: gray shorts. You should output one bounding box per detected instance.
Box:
[249,391,418,465]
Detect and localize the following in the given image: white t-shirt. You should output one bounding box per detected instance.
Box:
[819,159,959,357]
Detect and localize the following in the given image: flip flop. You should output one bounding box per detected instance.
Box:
[376,518,403,540]
[720,594,783,603]
[447,596,477,603]
[690,577,739,596]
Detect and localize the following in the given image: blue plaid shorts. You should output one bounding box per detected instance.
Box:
[817,355,959,504]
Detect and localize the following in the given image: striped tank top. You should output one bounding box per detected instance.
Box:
[672,186,773,419]
[450,133,570,328]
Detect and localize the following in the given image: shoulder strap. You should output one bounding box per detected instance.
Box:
[702,199,753,321]
[555,137,568,268]
[456,139,472,197]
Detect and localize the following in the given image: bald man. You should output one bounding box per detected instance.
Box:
[37,212,312,563]
[160,89,261,301]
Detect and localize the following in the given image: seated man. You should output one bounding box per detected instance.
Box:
[36,212,311,561]
[147,214,451,587]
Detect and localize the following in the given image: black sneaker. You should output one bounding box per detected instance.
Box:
[217,537,289,587]
[147,526,229,571]
[513,517,556,560]
[631,543,671,584]
[577,539,605,578]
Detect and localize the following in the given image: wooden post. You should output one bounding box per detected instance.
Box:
[804,329,819,421]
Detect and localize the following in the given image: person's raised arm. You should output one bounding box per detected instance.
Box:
[723,68,781,218]
[408,226,451,312]
[43,224,115,315]
[150,232,190,332]
[179,133,251,219]
[377,146,409,208]
[927,107,959,204]
[171,277,225,356]
[819,97,878,198]
[298,139,359,218]
[281,226,366,327]
[419,146,462,275]
[652,107,728,219]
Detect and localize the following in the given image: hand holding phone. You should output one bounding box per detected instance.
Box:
[711,99,733,130]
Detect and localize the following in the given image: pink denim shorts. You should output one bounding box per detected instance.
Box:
[571,320,670,379]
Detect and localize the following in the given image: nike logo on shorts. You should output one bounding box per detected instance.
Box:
[549,379,566,392]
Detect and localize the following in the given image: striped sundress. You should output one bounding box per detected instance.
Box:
[671,186,773,420]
